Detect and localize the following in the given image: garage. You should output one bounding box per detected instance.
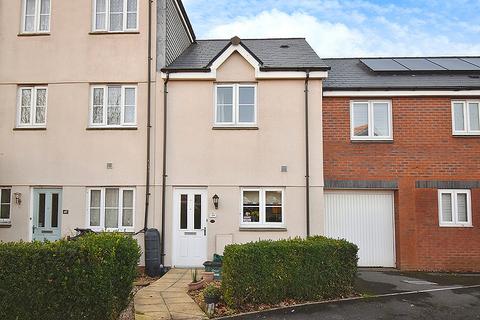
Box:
[325,190,396,267]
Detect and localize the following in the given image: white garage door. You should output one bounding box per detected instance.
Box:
[325,190,395,267]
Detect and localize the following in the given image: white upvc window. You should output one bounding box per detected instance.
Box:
[215,84,257,127]
[93,0,138,32]
[17,86,48,128]
[452,100,480,135]
[22,0,51,33]
[438,189,472,227]
[0,188,12,224]
[90,85,137,127]
[87,187,135,232]
[241,188,284,228]
[350,100,393,140]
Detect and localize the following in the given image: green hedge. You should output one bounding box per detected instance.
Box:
[221,236,358,308]
[0,232,141,320]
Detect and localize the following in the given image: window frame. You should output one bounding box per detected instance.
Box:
[451,100,480,135]
[21,0,51,34]
[0,188,12,224]
[438,189,472,227]
[240,188,284,228]
[89,84,137,128]
[92,0,139,33]
[16,86,48,128]
[214,84,257,127]
[86,187,135,232]
[350,100,393,141]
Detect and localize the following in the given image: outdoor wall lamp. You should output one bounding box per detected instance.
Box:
[14,193,22,205]
[212,194,219,210]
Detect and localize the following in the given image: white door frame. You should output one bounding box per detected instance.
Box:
[172,187,208,267]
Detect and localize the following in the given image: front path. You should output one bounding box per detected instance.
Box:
[134,269,207,320]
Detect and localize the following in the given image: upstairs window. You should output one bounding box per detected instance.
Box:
[350,100,392,140]
[1,188,11,224]
[438,190,472,227]
[452,100,480,135]
[90,85,137,127]
[22,0,51,33]
[17,86,48,128]
[215,84,256,127]
[93,0,138,32]
[241,188,284,227]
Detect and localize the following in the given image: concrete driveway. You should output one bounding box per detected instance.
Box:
[224,270,480,320]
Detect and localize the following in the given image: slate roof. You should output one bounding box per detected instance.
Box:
[163,38,329,71]
[323,58,480,91]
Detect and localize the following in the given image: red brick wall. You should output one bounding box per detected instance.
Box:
[323,96,480,272]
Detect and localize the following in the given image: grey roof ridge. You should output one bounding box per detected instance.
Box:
[323,55,480,60]
[194,37,307,41]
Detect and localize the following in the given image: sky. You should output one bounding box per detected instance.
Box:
[182,0,480,58]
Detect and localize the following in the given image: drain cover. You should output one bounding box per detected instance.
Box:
[402,280,437,285]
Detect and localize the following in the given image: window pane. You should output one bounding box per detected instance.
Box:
[107,87,121,125]
[93,88,104,105]
[243,207,260,223]
[90,190,101,207]
[453,103,465,131]
[51,193,58,228]
[21,107,31,124]
[239,87,254,104]
[216,105,233,123]
[93,88,104,124]
[125,88,135,105]
[266,191,282,205]
[109,13,123,31]
[194,194,201,230]
[441,193,453,222]
[127,0,137,11]
[38,193,46,227]
[353,103,369,136]
[90,208,100,226]
[22,89,32,107]
[96,13,106,30]
[93,106,103,124]
[36,89,46,106]
[468,103,480,131]
[457,193,467,222]
[40,0,50,14]
[25,16,35,32]
[26,0,36,14]
[373,103,389,136]
[1,189,11,204]
[266,207,282,223]
[105,209,118,228]
[127,13,137,29]
[96,0,106,11]
[243,191,259,205]
[35,107,45,124]
[217,87,233,105]
[122,209,133,227]
[123,190,133,207]
[239,105,255,123]
[105,188,119,207]
[39,15,49,31]
[180,194,187,229]
[124,106,135,123]
[0,205,10,219]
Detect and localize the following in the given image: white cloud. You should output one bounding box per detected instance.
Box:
[205,9,480,58]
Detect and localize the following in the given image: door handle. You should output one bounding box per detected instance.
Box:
[32,225,36,234]
[203,227,206,236]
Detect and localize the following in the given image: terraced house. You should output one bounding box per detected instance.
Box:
[1,0,479,272]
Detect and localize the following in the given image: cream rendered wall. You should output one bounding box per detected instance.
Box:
[0,1,156,259]
[162,52,325,266]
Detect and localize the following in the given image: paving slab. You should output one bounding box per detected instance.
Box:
[134,268,207,320]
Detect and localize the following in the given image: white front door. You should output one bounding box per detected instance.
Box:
[325,190,395,267]
[172,188,207,267]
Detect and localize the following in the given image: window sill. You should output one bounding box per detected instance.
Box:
[0,223,12,228]
[13,127,47,131]
[18,32,50,37]
[86,127,138,130]
[212,126,259,130]
[351,139,393,144]
[439,224,473,228]
[452,133,480,137]
[89,31,140,35]
[239,227,287,232]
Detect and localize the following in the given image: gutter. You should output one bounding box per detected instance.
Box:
[304,70,310,237]
[160,72,170,267]
[143,0,153,231]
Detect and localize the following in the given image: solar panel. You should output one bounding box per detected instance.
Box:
[393,58,445,71]
[360,59,408,71]
[429,58,480,71]
[461,58,480,68]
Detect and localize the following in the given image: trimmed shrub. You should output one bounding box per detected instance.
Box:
[0,232,141,320]
[221,236,358,308]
